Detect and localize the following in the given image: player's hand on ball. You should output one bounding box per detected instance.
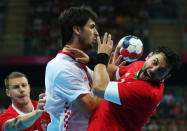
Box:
[97,32,113,56]
[109,46,127,66]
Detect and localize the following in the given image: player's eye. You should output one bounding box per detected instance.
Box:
[21,83,29,87]
[9,83,29,89]
[90,24,96,29]
[11,85,20,89]
[153,59,158,65]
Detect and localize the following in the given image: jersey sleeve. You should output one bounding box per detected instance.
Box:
[104,82,122,105]
[118,81,152,106]
[104,80,152,106]
[54,66,91,102]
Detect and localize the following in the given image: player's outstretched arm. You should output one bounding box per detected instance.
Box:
[93,33,113,98]
[4,93,46,131]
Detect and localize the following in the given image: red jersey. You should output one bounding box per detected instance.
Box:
[0,101,50,131]
[88,61,164,131]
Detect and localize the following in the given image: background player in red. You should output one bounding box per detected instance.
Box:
[0,72,50,131]
[85,34,181,131]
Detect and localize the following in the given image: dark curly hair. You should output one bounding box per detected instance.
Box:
[153,46,182,76]
[58,7,98,47]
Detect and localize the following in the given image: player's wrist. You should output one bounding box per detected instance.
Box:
[87,55,94,65]
[35,109,44,115]
[96,53,109,66]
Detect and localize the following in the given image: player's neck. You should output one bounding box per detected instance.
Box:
[12,100,33,113]
[66,42,89,52]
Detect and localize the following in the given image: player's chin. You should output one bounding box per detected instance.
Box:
[17,100,29,105]
[89,42,96,47]
[92,38,97,44]
[139,71,149,81]
[18,96,29,102]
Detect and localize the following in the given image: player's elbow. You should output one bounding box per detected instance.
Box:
[4,117,24,131]
[93,84,106,98]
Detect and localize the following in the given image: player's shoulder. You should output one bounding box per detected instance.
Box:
[0,112,11,119]
[133,80,158,89]
[0,105,14,114]
[47,56,80,76]
[0,111,7,119]
[119,61,144,76]
[140,81,164,103]
[49,54,79,69]
[134,80,164,96]
[131,60,144,67]
[0,107,16,121]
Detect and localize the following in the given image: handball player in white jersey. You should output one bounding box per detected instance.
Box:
[44,7,106,131]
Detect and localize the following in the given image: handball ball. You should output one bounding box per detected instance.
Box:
[118,35,143,62]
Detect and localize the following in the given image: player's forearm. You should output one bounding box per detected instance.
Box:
[107,64,118,81]
[75,94,102,119]
[4,110,43,131]
[93,64,110,98]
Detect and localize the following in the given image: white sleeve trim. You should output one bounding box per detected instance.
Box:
[104,82,122,105]
[115,68,120,80]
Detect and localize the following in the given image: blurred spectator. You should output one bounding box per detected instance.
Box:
[143,87,187,130]
[24,0,151,56]
[146,120,159,131]
[0,0,7,36]
[0,104,5,114]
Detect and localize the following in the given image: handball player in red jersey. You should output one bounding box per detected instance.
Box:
[85,34,181,131]
[0,72,50,131]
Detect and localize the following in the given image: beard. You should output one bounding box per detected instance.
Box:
[79,39,94,51]
[138,68,151,81]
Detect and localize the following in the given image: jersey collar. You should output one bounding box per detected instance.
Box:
[134,70,140,80]
[58,50,74,59]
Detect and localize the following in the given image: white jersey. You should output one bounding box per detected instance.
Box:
[45,52,93,131]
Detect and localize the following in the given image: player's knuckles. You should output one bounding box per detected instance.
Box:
[40,103,45,106]
[40,99,46,103]
[38,100,46,104]
[39,93,45,98]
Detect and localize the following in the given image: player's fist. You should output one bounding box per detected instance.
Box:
[36,93,46,112]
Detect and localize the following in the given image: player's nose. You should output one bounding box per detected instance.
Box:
[150,66,159,73]
[94,28,99,36]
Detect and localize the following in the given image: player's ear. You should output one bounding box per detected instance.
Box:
[6,88,10,97]
[28,84,31,92]
[145,52,153,60]
[73,26,81,36]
